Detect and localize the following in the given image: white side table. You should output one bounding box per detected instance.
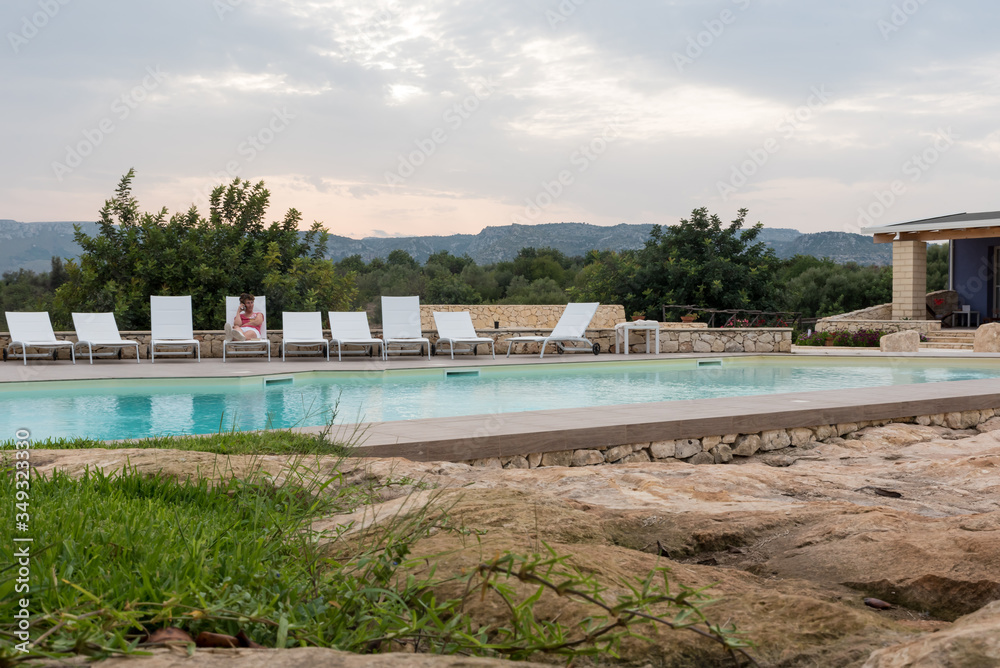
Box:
[955,310,980,328]
[614,321,660,354]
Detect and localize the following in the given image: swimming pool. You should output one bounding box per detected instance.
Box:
[4,357,1000,441]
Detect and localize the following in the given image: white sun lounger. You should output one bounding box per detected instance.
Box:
[329,311,383,361]
[381,296,430,361]
[433,311,495,359]
[504,302,601,358]
[5,311,76,365]
[72,312,139,364]
[150,296,200,362]
[281,312,329,361]
[223,296,270,362]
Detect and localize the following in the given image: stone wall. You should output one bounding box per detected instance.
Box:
[816,290,958,335]
[659,328,791,353]
[1,323,791,358]
[419,304,626,330]
[465,408,997,469]
[815,319,941,335]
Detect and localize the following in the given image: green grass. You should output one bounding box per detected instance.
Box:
[0,455,450,662]
[0,437,757,666]
[1,429,356,458]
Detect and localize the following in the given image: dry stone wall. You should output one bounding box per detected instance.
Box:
[0,324,792,358]
[815,290,957,335]
[465,408,999,469]
[419,304,625,330]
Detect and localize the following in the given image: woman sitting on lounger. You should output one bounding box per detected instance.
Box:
[225,293,263,341]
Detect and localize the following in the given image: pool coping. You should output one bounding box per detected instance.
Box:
[330,376,1000,461]
[6,349,1000,461]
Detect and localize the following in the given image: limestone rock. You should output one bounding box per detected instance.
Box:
[527,452,542,468]
[504,455,530,469]
[26,428,1000,668]
[879,330,920,352]
[649,440,676,459]
[701,435,722,450]
[732,434,761,457]
[604,445,633,462]
[760,429,791,451]
[674,439,701,459]
[862,600,1000,667]
[978,417,1000,432]
[789,428,815,447]
[621,450,651,464]
[471,458,502,469]
[711,444,732,464]
[687,451,714,465]
[571,449,605,467]
[812,425,837,440]
[973,321,1000,352]
[836,422,859,436]
[539,450,574,467]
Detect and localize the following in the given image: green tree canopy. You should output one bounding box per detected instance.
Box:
[53,169,356,330]
[574,207,780,318]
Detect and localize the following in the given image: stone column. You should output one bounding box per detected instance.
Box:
[892,240,927,320]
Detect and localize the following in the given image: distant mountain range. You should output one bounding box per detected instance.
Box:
[0,219,891,275]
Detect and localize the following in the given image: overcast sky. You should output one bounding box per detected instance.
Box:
[3,0,999,238]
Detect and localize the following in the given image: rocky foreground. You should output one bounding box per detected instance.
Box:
[29,420,1000,667]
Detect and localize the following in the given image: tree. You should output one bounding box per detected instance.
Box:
[927,242,948,291]
[630,207,780,318]
[53,169,355,329]
[775,255,892,318]
[570,249,639,308]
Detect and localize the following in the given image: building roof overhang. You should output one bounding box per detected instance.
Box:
[864,211,1000,243]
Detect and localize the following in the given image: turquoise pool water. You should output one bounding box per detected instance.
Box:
[4,357,1000,441]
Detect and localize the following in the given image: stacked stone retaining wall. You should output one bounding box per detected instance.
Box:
[0,326,792,358]
[419,304,626,330]
[815,290,957,335]
[465,408,997,469]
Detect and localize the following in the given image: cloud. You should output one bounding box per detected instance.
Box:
[3,0,1000,235]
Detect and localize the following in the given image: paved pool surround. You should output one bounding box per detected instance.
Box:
[5,351,1000,467]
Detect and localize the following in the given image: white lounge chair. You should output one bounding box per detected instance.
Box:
[4,311,76,365]
[223,296,270,362]
[329,311,383,361]
[150,296,200,362]
[504,302,601,358]
[281,312,329,361]
[433,311,495,359]
[381,296,430,361]
[72,312,139,364]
